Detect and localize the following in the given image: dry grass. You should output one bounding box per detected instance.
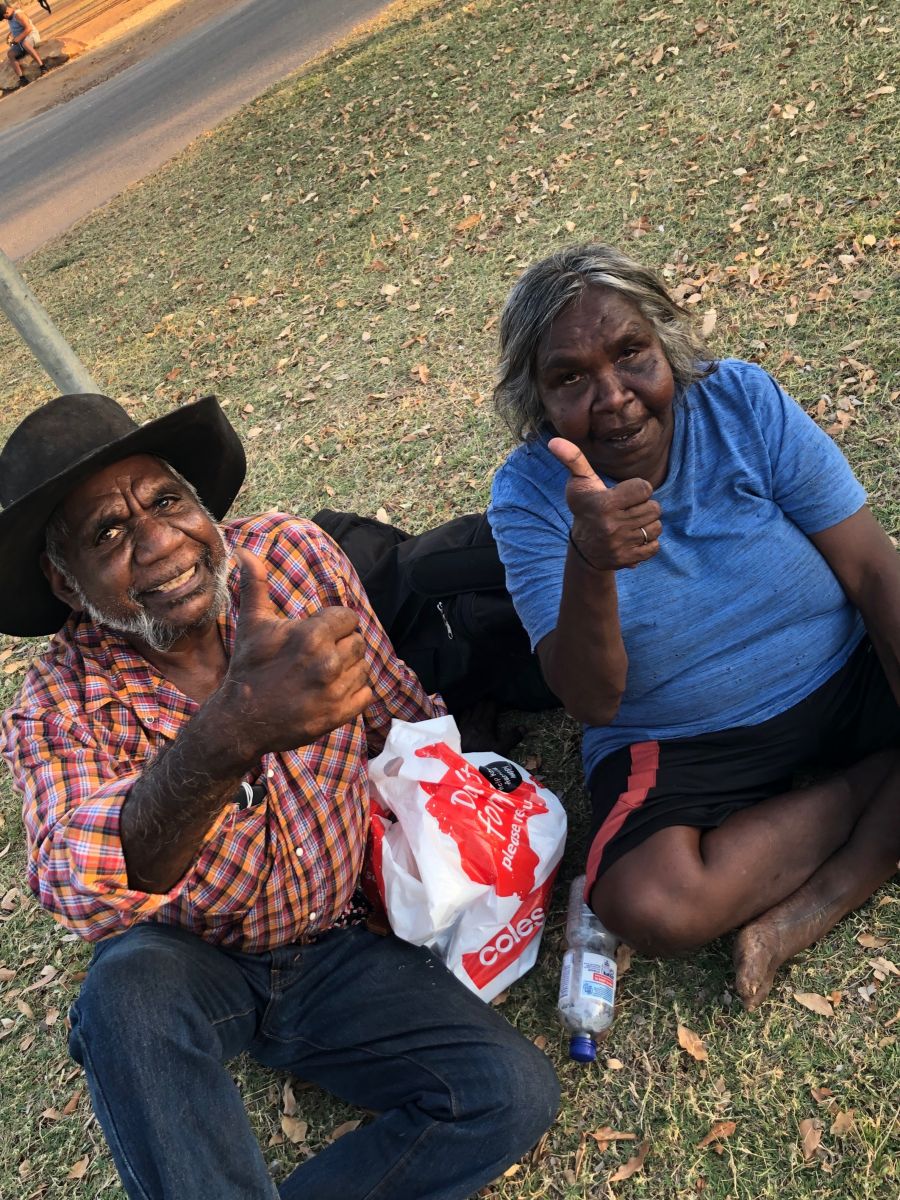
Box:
[0,0,898,1195]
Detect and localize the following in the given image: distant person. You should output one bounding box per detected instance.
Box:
[38,0,51,13]
[2,3,46,84]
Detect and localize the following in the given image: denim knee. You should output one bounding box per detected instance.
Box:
[476,1033,560,1157]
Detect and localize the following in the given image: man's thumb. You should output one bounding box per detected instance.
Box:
[235,548,274,624]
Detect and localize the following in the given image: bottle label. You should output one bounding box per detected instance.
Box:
[559,953,573,1002]
[580,952,616,1004]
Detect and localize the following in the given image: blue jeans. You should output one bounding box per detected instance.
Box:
[68,922,559,1199]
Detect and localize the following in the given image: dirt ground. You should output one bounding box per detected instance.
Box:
[0,0,224,132]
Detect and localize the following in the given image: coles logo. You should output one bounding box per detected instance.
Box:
[461,878,555,990]
[415,743,549,897]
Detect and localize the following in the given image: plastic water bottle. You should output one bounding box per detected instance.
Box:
[557,875,618,1063]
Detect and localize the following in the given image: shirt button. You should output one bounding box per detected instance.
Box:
[267,769,274,779]
[295,846,303,857]
[308,911,317,922]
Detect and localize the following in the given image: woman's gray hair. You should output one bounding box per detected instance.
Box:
[494,243,715,442]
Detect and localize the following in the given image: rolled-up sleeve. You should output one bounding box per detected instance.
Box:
[3,703,203,940]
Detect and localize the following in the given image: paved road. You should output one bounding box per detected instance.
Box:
[0,0,390,259]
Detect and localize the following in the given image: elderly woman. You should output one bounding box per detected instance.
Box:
[488,243,900,1008]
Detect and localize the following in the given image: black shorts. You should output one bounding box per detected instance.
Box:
[585,639,900,890]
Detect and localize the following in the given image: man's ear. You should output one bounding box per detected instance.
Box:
[40,552,80,611]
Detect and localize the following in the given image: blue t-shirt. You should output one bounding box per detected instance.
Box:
[489,358,867,780]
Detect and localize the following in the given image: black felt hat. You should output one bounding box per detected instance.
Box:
[0,394,246,636]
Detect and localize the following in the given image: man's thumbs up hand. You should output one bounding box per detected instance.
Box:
[224,549,374,754]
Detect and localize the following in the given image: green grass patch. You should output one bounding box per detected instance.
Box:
[1,0,898,1195]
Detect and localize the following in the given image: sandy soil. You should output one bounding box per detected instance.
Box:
[0,0,226,132]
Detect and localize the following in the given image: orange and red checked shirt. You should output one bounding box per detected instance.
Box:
[2,515,443,949]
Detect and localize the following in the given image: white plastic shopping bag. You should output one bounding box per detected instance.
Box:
[366,716,567,1001]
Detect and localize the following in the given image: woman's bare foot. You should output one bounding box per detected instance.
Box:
[734,888,852,1011]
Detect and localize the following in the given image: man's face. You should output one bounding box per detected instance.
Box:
[46,454,228,653]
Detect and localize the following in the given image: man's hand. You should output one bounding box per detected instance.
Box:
[549,437,662,571]
[222,549,374,755]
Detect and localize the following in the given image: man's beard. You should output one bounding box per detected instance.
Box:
[72,539,230,654]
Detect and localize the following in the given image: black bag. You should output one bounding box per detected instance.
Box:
[312,509,559,714]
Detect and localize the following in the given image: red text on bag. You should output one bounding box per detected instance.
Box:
[460,876,555,990]
[415,743,549,897]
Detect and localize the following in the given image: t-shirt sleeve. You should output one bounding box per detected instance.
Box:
[748,366,866,534]
[488,454,570,651]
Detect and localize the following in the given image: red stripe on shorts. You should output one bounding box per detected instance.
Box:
[584,740,660,896]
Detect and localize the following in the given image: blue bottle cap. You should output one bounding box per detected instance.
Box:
[569,1034,596,1063]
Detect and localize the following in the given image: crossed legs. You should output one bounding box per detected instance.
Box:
[591,748,900,1008]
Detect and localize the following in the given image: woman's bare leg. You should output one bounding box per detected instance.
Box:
[734,752,900,1008]
[590,750,898,987]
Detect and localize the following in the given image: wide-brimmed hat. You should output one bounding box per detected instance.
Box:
[0,393,246,636]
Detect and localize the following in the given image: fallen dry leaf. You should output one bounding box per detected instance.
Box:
[21,964,58,994]
[857,933,889,949]
[455,213,483,232]
[869,957,899,976]
[793,992,834,1017]
[280,1114,308,1144]
[811,1086,834,1102]
[616,943,634,975]
[697,1120,737,1154]
[329,1119,361,1141]
[283,1080,298,1118]
[608,1138,650,1182]
[830,1109,855,1136]
[66,1155,89,1181]
[677,1023,708,1061]
[700,308,717,338]
[606,1057,625,1070]
[590,1126,637,1151]
[799,1118,823,1162]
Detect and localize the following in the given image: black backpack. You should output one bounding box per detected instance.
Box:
[311,510,559,715]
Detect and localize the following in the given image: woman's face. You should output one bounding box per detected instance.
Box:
[536,286,676,487]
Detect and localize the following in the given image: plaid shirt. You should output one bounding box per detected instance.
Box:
[2,515,442,949]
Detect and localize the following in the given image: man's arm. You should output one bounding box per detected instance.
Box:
[120,549,373,892]
[11,9,32,40]
[811,506,900,703]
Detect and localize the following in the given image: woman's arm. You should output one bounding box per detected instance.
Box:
[537,438,661,725]
[811,506,900,703]
[537,552,627,725]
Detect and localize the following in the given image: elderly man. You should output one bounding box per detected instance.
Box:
[0,393,558,1200]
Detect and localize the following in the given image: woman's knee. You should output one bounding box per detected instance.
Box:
[592,873,719,957]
